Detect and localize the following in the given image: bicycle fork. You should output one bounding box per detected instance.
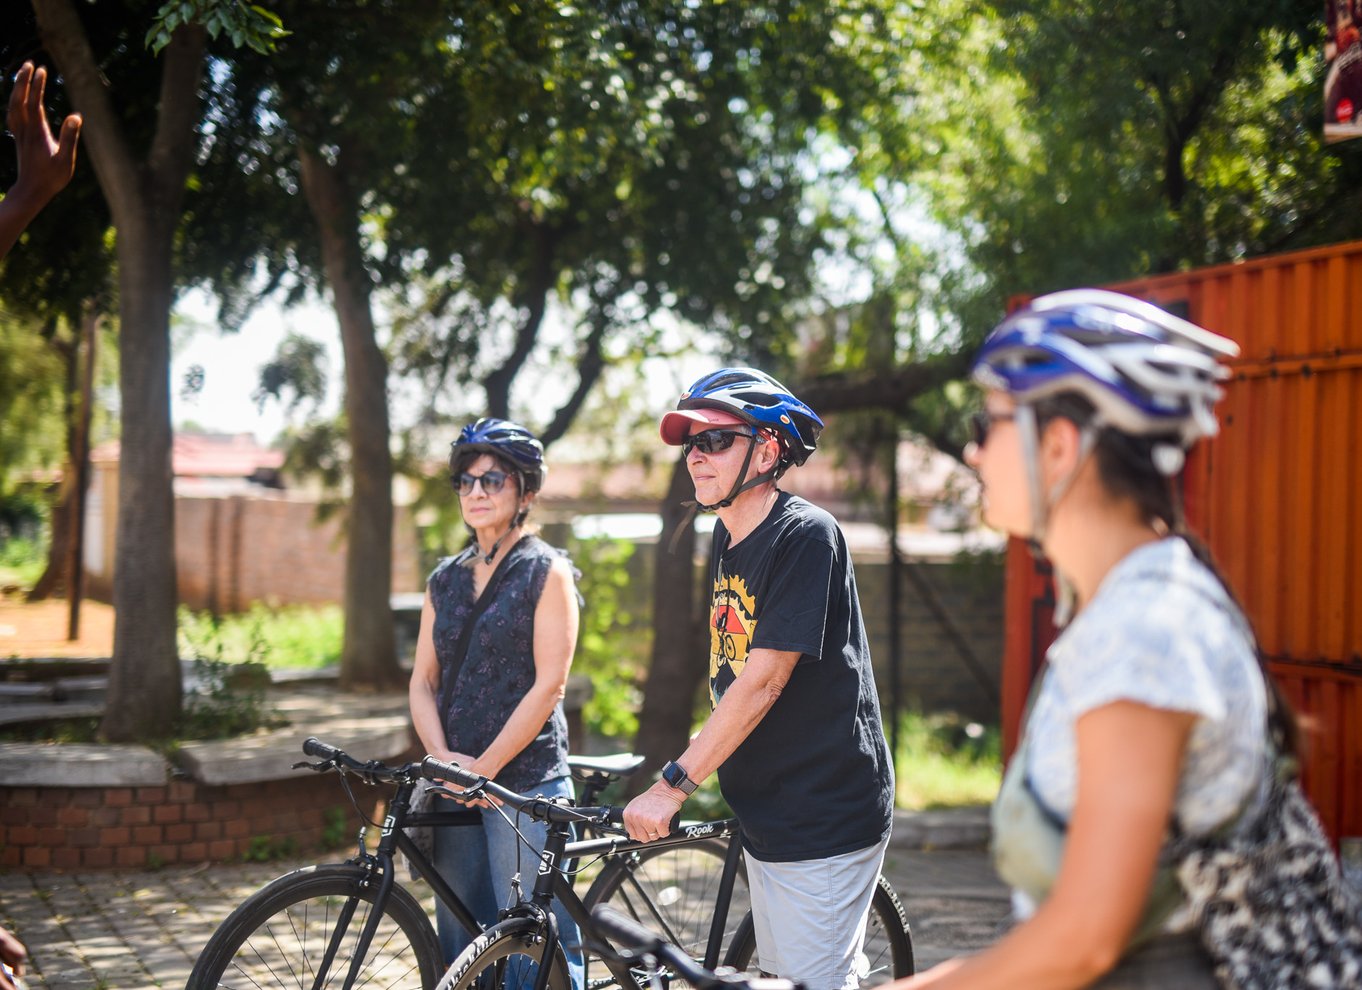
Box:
[527,818,573,990]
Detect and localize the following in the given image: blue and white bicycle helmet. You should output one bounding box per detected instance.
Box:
[972,289,1239,558]
[660,367,824,510]
[449,417,546,493]
[663,367,824,467]
[972,289,1239,447]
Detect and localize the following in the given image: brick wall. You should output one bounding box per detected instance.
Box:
[0,775,363,870]
[858,555,1005,723]
[173,494,423,612]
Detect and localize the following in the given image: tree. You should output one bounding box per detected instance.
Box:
[0,22,119,606]
[177,0,451,689]
[184,2,926,700]
[917,0,1353,306]
[28,0,209,738]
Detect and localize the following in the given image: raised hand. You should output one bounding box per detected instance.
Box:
[1,60,83,259]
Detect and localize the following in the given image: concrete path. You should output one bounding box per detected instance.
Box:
[0,808,1009,989]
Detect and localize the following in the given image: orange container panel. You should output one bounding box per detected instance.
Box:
[1001,240,1362,842]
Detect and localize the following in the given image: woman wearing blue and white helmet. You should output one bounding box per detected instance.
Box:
[894,290,1312,988]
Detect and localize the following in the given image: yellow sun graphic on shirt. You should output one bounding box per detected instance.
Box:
[709,572,757,707]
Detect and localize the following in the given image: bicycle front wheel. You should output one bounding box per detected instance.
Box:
[441,917,572,990]
[723,873,914,985]
[583,837,750,965]
[186,863,442,990]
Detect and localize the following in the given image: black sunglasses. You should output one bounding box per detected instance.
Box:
[681,428,757,457]
[970,409,1017,447]
[456,469,510,496]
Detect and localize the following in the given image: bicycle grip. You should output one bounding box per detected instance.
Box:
[302,737,340,760]
[590,904,665,954]
[599,808,682,833]
[421,755,483,788]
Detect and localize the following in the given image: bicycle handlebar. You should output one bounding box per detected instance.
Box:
[591,905,804,990]
[300,736,416,784]
[421,754,631,827]
[297,739,684,835]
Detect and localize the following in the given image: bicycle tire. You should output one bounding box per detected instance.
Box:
[723,874,914,985]
[583,838,750,971]
[185,862,442,990]
[440,916,572,990]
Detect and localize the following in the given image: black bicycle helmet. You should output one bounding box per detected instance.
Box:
[449,417,546,493]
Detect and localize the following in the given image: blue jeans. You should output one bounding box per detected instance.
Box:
[433,775,583,990]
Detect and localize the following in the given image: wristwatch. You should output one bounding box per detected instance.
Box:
[661,760,698,795]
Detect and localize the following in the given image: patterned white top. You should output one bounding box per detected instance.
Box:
[1025,537,1269,837]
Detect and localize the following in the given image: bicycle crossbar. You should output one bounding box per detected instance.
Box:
[565,818,741,858]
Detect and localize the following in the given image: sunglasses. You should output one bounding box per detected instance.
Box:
[970,409,1017,447]
[456,470,510,496]
[681,428,757,457]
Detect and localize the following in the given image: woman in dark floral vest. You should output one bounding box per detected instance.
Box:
[409,418,582,989]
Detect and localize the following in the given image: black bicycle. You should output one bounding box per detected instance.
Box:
[422,753,915,990]
[185,740,913,990]
[590,903,804,990]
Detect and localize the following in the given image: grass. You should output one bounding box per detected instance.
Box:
[178,602,343,670]
[892,711,1001,811]
[0,534,47,589]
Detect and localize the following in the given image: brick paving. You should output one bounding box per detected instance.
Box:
[0,813,1010,989]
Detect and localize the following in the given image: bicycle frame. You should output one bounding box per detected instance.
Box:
[567,819,745,970]
[506,815,747,990]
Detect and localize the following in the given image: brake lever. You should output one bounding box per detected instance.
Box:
[292,758,337,772]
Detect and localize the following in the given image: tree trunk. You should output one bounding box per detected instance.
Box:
[27,326,76,602]
[34,0,206,740]
[296,143,401,691]
[27,488,69,601]
[628,455,706,796]
[102,222,181,739]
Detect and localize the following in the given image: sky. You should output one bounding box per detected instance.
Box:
[167,288,719,456]
[170,289,342,446]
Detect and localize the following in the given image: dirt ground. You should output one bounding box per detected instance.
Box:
[0,593,116,658]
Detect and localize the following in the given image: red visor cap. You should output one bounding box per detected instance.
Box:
[658,408,750,446]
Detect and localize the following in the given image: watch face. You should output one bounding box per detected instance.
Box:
[664,762,691,791]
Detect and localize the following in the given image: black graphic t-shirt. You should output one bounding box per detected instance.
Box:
[709,492,894,862]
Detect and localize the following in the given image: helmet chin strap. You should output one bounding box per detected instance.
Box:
[1018,404,1101,626]
[688,438,782,512]
[667,435,783,553]
[457,501,531,568]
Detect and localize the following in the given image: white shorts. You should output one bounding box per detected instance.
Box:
[744,834,890,990]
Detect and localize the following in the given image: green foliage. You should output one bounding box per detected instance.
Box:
[913,0,1355,320]
[147,0,289,55]
[0,531,47,590]
[176,609,284,740]
[320,806,351,851]
[0,312,66,500]
[893,711,1001,811]
[242,833,300,862]
[682,776,735,822]
[0,716,99,743]
[178,603,343,671]
[565,535,646,743]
